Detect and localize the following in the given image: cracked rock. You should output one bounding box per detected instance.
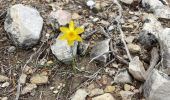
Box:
[4,4,43,48]
[51,37,78,64]
[129,56,146,81]
[90,39,111,63]
[143,69,170,100]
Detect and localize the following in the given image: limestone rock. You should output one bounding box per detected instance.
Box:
[90,39,111,63]
[51,38,77,64]
[129,56,146,81]
[4,4,43,48]
[143,69,170,100]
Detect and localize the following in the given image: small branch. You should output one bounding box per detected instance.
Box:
[113,0,132,61]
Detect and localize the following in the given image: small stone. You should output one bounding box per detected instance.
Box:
[21,84,37,94]
[92,93,115,100]
[92,18,99,22]
[49,10,71,26]
[30,74,48,85]
[71,89,88,100]
[112,63,119,68]
[72,13,82,20]
[47,60,53,66]
[105,67,116,76]
[124,84,131,91]
[128,44,141,53]
[1,97,8,100]
[125,36,135,43]
[129,56,146,81]
[0,75,9,82]
[4,4,43,48]
[1,82,10,88]
[7,46,16,53]
[23,66,33,74]
[120,91,134,100]
[114,68,133,84]
[53,90,59,94]
[108,26,115,31]
[51,36,77,64]
[104,86,116,93]
[50,87,55,90]
[90,39,111,63]
[89,88,104,97]
[87,84,95,91]
[19,74,27,84]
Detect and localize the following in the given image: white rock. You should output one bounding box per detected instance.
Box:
[87,0,95,9]
[125,36,135,43]
[128,44,141,53]
[154,6,170,19]
[1,82,10,88]
[143,69,170,100]
[129,56,146,81]
[89,88,104,97]
[4,4,43,48]
[19,74,27,84]
[119,0,134,4]
[159,28,170,75]
[114,68,133,84]
[21,84,37,94]
[53,90,59,94]
[0,75,9,82]
[30,74,48,85]
[90,39,111,63]
[49,10,71,26]
[120,91,134,100]
[1,97,8,100]
[92,93,115,100]
[51,38,77,64]
[142,0,168,11]
[71,89,88,100]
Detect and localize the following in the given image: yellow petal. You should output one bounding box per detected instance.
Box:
[76,35,82,42]
[68,40,74,46]
[58,34,67,40]
[75,27,84,34]
[69,20,74,31]
[60,27,69,33]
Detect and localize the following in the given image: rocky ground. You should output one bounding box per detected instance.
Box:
[1,0,170,100]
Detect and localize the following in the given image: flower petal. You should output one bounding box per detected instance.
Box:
[68,40,74,46]
[58,34,67,40]
[60,27,69,33]
[69,20,74,31]
[75,27,84,34]
[76,35,82,42]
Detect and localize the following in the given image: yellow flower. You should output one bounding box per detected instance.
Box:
[58,20,84,46]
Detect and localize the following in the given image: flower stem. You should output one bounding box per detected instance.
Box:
[71,46,77,73]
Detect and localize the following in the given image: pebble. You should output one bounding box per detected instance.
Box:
[127,44,141,53]
[21,84,37,95]
[19,74,27,84]
[0,75,9,82]
[1,82,10,88]
[53,90,59,94]
[104,86,116,93]
[89,88,104,97]
[71,89,88,100]
[30,74,48,85]
[124,84,131,91]
[120,91,134,100]
[92,93,115,100]
[125,36,135,43]
[7,46,16,53]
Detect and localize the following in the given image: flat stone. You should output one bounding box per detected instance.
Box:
[128,44,141,53]
[71,89,88,100]
[114,68,133,84]
[143,69,170,100]
[4,4,43,48]
[51,37,77,64]
[0,75,9,82]
[129,56,146,81]
[19,74,27,84]
[21,84,37,95]
[90,39,111,63]
[92,93,115,100]
[30,74,48,85]
[120,91,134,100]
[89,88,104,97]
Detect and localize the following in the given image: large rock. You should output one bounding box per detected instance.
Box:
[114,68,133,84]
[143,69,170,100]
[90,39,111,63]
[71,89,88,100]
[4,4,43,48]
[159,28,170,75]
[51,37,77,64]
[142,0,168,11]
[129,56,146,81]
